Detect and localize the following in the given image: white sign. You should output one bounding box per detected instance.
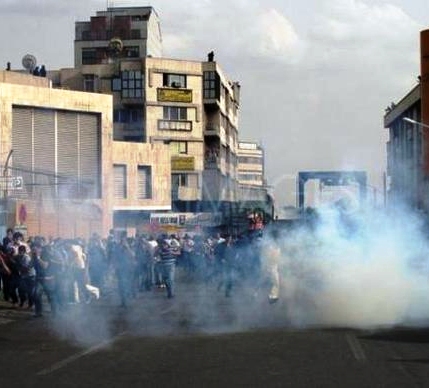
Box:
[0,176,23,190]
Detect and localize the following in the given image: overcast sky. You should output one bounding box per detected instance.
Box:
[0,0,428,206]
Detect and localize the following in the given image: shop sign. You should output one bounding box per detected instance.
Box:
[171,156,195,171]
[157,88,192,103]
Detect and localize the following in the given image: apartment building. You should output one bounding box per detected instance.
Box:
[74,6,162,66]
[237,141,264,187]
[45,6,244,228]
[202,59,240,210]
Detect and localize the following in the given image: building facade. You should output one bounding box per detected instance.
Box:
[47,6,244,229]
[202,59,240,215]
[0,4,279,237]
[74,6,162,67]
[384,27,429,211]
[237,141,265,188]
[0,70,171,238]
[384,85,421,208]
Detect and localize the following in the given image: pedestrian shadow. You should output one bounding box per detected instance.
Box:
[359,327,429,344]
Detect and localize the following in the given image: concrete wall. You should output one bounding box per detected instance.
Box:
[111,141,171,209]
[0,78,113,238]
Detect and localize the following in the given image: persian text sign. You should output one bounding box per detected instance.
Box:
[171,156,195,171]
[157,88,192,103]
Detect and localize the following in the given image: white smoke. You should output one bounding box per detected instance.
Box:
[278,204,429,329]
[43,202,429,348]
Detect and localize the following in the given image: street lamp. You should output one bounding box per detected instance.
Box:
[403,117,429,130]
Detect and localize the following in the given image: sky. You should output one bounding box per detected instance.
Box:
[0,0,428,207]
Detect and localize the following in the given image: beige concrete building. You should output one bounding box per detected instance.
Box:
[235,141,270,230]
[44,5,247,231]
[50,54,241,224]
[203,59,241,209]
[0,70,171,238]
[237,141,265,188]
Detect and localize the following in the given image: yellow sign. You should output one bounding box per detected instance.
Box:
[158,88,193,103]
[171,156,195,171]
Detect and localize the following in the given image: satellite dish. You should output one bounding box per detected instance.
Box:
[108,38,124,57]
[22,54,37,72]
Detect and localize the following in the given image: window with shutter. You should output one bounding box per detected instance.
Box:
[113,164,127,198]
[137,165,152,199]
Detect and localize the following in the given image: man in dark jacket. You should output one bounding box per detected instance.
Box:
[158,239,180,299]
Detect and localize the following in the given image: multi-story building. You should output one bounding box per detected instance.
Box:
[202,59,240,213]
[0,70,171,238]
[48,6,243,228]
[74,6,162,66]
[384,27,429,211]
[237,141,265,187]
[384,85,421,208]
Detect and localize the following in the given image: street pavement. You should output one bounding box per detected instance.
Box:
[1,274,429,387]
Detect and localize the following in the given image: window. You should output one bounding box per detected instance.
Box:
[203,71,218,99]
[82,49,97,65]
[170,141,188,155]
[172,173,198,188]
[125,46,140,57]
[123,135,145,142]
[113,164,127,198]
[83,74,95,92]
[137,166,152,199]
[239,174,262,182]
[121,70,143,98]
[238,156,262,164]
[81,30,91,40]
[163,73,186,88]
[112,78,121,91]
[130,29,141,39]
[163,106,187,121]
[113,109,143,124]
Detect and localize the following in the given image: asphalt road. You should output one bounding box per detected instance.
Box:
[1,275,429,387]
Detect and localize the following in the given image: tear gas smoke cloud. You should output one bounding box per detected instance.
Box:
[278,204,429,328]
[45,201,429,348]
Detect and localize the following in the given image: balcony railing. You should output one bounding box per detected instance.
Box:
[172,186,201,201]
[178,186,201,201]
[158,120,192,131]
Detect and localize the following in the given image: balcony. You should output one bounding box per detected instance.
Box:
[205,124,226,144]
[204,154,220,170]
[178,186,201,201]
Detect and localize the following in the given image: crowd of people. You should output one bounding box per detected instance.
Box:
[0,226,282,318]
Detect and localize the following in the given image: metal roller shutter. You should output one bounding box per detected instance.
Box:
[78,113,100,198]
[33,109,55,199]
[11,106,33,194]
[57,111,79,198]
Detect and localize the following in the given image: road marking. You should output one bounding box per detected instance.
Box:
[0,318,14,325]
[160,306,175,315]
[346,333,366,362]
[36,331,126,376]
